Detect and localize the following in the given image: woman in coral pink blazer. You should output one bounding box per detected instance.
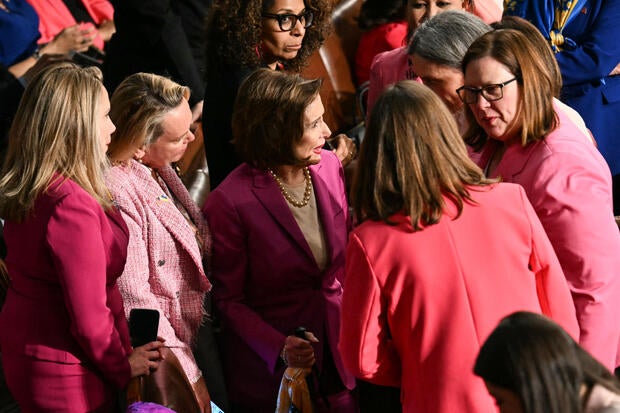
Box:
[204,69,356,412]
[340,80,579,413]
[461,29,620,371]
[0,64,162,412]
[105,73,214,413]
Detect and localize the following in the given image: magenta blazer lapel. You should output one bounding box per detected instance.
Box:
[251,168,317,264]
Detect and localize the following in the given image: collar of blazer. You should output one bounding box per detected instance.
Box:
[250,160,345,270]
[128,161,211,291]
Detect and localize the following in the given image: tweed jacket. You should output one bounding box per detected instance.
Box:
[203,150,355,408]
[106,160,211,383]
[473,104,620,370]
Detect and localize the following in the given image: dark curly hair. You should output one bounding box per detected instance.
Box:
[206,0,331,73]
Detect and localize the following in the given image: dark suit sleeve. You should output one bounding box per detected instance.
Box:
[109,0,204,105]
[0,65,23,160]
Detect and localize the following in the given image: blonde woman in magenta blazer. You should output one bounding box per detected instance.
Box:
[105,73,212,412]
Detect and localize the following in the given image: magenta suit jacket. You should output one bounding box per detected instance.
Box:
[106,161,211,384]
[339,183,579,413]
[473,105,620,370]
[0,176,132,389]
[203,150,355,408]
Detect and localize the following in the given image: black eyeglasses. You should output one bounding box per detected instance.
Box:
[262,11,314,31]
[456,77,518,104]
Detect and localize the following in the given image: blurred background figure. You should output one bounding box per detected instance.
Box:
[103,0,210,128]
[0,63,162,412]
[354,0,407,84]
[202,0,333,189]
[366,0,475,113]
[461,28,620,371]
[340,80,578,413]
[204,69,356,412]
[408,10,491,133]
[106,73,226,413]
[504,0,620,215]
[27,0,114,52]
[476,311,620,413]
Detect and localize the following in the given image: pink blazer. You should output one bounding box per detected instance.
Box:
[339,183,578,412]
[367,46,411,115]
[27,0,113,50]
[106,161,211,384]
[473,105,620,370]
[203,150,355,408]
[0,176,132,396]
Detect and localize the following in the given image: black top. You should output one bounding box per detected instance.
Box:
[201,64,257,189]
[62,0,94,24]
[103,0,210,106]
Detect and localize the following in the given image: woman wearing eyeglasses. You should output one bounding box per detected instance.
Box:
[460,28,620,372]
[202,0,332,189]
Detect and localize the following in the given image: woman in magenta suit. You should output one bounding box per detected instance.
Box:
[339,80,578,413]
[0,63,162,412]
[105,73,217,413]
[203,68,356,412]
[460,29,620,370]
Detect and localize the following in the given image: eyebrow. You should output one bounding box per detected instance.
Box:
[272,7,305,13]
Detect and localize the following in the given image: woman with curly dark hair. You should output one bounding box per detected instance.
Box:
[202,0,331,189]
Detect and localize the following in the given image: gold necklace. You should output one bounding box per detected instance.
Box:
[268,167,312,208]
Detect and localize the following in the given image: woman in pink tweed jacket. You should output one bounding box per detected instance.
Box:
[105,73,213,412]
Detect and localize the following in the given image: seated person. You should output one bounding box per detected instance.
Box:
[27,0,114,52]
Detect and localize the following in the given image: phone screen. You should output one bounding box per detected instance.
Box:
[129,308,160,347]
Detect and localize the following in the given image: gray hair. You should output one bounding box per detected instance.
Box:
[408,10,491,69]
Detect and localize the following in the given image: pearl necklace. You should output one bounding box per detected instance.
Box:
[268,167,312,208]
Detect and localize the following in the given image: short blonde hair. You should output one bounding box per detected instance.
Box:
[107,73,189,163]
[0,63,111,222]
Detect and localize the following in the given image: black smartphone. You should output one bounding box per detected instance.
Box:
[129,308,160,347]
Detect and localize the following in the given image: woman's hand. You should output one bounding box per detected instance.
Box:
[330,134,357,167]
[97,19,116,42]
[282,331,319,368]
[128,339,164,377]
[610,62,620,76]
[44,24,97,54]
[193,376,212,413]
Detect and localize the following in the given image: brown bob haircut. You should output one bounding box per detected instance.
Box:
[461,29,560,151]
[351,80,494,231]
[232,68,322,170]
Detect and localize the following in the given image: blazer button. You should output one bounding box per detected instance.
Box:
[157,259,165,266]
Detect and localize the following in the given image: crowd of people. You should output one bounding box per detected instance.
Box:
[0,0,619,413]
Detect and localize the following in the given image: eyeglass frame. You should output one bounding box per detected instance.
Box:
[262,10,314,32]
[456,77,518,104]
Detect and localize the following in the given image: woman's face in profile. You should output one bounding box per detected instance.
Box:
[411,53,464,113]
[141,99,195,169]
[98,86,116,155]
[485,382,523,413]
[260,0,308,68]
[292,94,330,165]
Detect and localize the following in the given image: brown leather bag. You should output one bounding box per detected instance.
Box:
[127,347,204,412]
